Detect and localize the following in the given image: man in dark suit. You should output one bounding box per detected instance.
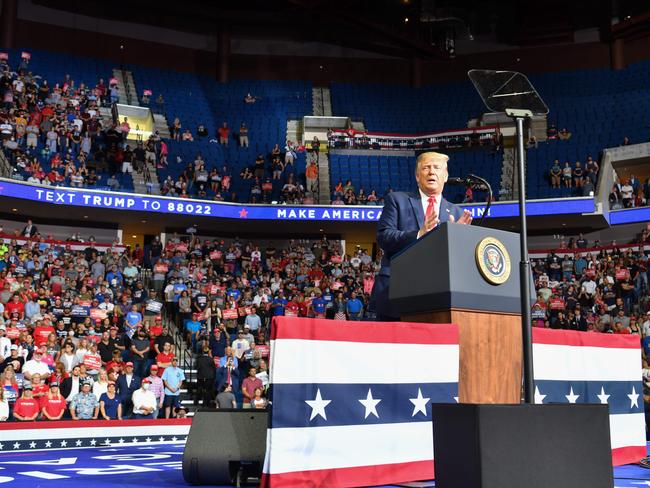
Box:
[116,361,141,417]
[371,151,473,320]
[21,219,38,238]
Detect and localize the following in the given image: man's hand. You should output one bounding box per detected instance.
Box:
[449,210,473,225]
[417,208,439,238]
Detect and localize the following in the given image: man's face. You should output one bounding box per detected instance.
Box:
[415,154,448,196]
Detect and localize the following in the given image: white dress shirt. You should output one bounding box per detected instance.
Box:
[132,388,157,414]
[419,189,441,219]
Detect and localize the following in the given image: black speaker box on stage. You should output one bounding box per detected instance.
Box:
[182,409,267,485]
[431,404,614,488]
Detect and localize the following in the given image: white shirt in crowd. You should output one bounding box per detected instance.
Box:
[0,335,10,359]
[22,358,51,377]
[66,376,80,402]
[132,388,157,414]
[0,398,8,421]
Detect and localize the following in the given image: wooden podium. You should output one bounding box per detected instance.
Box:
[390,223,533,404]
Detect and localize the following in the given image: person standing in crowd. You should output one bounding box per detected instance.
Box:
[0,387,8,421]
[40,381,66,420]
[162,357,185,418]
[216,384,237,409]
[146,365,165,418]
[241,367,263,409]
[117,362,140,417]
[132,378,157,419]
[195,347,216,408]
[69,380,99,420]
[12,384,40,421]
[99,381,122,420]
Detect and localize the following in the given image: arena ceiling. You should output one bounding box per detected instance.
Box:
[32,0,650,59]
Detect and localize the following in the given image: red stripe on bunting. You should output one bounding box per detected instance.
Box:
[532,327,640,349]
[261,459,434,488]
[272,316,458,344]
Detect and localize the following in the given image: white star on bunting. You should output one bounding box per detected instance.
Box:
[597,386,610,404]
[60,440,67,447]
[0,443,3,450]
[118,438,125,444]
[158,436,165,442]
[171,436,178,442]
[359,388,382,419]
[305,388,331,421]
[44,441,52,448]
[90,439,97,446]
[75,440,82,447]
[145,437,152,443]
[534,386,546,404]
[132,438,139,443]
[13,442,20,449]
[628,386,640,409]
[565,387,580,404]
[409,388,430,417]
[29,442,36,449]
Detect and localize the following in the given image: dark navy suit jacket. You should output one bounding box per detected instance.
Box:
[116,374,141,404]
[371,190,464,319]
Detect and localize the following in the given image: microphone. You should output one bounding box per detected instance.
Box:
[446,176,473,186]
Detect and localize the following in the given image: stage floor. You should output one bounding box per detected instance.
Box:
[0,442,648,487]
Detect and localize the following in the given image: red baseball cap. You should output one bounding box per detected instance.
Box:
[125,362,134,367]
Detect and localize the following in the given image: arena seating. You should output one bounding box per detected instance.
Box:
[1,48,134,191]
[332,61,650,200]
[330,81,483,133]
[130,67,312,201]
[10,48,650,203]
[329,150,501,203]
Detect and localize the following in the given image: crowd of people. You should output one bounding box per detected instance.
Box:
[331,179,383,205]
[159,141,316,205]
[530,230,650,334]
[0,55,156,192]
[548,156,600,195]
[609,175,650,209]
[1,216,650,421]
[0,55,321,205]
[0,220,379,421]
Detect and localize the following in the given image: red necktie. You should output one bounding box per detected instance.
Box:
[425,196,436,220]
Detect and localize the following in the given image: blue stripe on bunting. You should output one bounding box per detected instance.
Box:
[270,382,458,429]
[534,380,644,415]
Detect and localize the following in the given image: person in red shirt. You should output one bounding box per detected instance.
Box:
[106,350,124,377]
[308,266,324,283]
[217,122,230,146]
[155,341,175,377]
[296,295,309,317]
[241,367,263,408]
[149,316,163,337]
[33,320,55,346]
[285,296,300,317]
[40,381,66,420]
[13,384,40,421]
[4,294,25,320]
[30,373,49,399]
[613,321,631,334]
